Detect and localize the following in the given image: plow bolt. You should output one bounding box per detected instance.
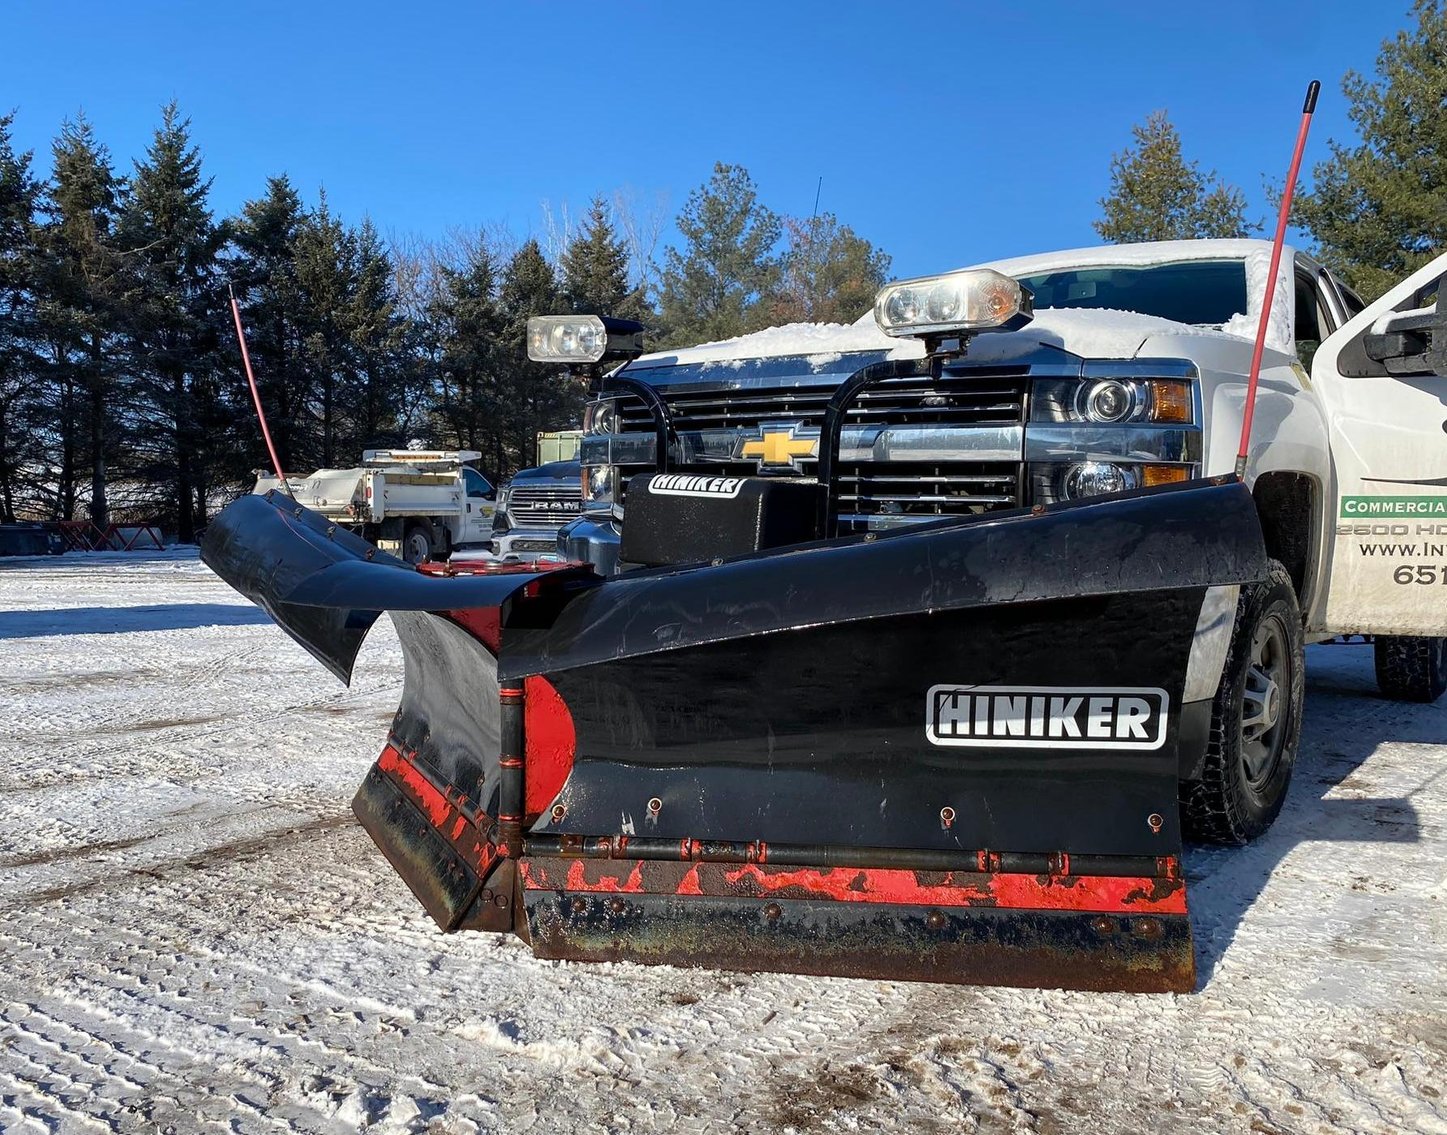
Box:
[763,902,782,922]
[1131,917,1165,941]
[925,910,947,932]
[569,897,588,917]
[1091,916,1118,936]
[550,804,567,824]
[1147,813,1164,834]
[939,806,956,830]
[647,797,663,816]
[608,897,627,916]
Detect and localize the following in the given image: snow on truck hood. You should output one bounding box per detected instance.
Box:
[633,239,1294,370]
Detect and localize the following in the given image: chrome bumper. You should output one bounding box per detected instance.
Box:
[493,525,572,561]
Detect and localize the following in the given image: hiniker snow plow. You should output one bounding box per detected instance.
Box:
[202,469,1267,993]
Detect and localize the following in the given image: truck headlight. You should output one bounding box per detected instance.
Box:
[582,464,615,508]
[1064,462,1139,498]
[1034,461,1192,503]
[873,270,1033,338]
[583,398,620,435]
[527,315,645,364]
[1031,378,1194,425]
[1079,379,1136,423]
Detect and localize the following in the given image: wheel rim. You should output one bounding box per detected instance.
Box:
[1240,614,1292,789]
[404,532,429,564]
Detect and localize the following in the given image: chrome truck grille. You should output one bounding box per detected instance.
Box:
[617,371,1026,431]
[614,368,1030,522]
[507,483,583,525]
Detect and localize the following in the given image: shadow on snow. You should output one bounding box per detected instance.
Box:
[0,604,273,640]
[1185,641,1438,987]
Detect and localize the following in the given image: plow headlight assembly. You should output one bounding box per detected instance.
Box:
[527,315,646,364]
[873,270,1032,338]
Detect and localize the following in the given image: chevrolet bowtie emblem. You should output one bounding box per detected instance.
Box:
[741,423,817,471]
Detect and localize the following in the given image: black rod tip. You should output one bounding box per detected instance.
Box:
[1304,80,1320,113]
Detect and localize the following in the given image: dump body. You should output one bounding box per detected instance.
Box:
[254,450,497,560]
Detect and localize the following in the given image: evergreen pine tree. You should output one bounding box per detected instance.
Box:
[0,114,42,522]
[37,115,125,526]
[292,192,356,467]
[230,175,308,476]
[560,196,632,317]
[428,241,505,464]
[343,218,408,450]
[770,212,890,325]
[1094,111,1257,243]
[1292,0,1447,300]
[658,163,781,346]
[118,102,225,541]
[499,239,566,469]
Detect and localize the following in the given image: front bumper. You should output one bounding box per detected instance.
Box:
[559,514,621,575]
[493,524,572,561]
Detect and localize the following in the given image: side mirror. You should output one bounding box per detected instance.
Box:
[1363,284,1447,377]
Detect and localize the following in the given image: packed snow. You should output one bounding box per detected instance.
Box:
[1,551,1444,1134]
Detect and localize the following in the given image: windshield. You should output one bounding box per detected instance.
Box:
[1016,259,1248,326]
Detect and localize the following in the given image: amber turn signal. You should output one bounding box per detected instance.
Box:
[1148,380,1193,423]
[1142,465,1191,488]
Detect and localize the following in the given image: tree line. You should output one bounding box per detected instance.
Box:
[0,3,1436,539]
[0,113,890,537]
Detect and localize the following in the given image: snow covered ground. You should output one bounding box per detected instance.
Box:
[0,551,1443,1135]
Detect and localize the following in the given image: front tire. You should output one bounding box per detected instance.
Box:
[1374,636,1447,703]
[1181,560,1305,845]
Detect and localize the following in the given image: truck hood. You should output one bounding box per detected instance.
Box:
[630,307,1265,377]
[630,241,1296,377]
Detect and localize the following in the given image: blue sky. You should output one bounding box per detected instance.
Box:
[2,1,1404,281]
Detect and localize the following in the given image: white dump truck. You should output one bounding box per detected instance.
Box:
[254,448,497,562]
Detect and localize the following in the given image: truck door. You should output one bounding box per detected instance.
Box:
[462,468,497,544]
[1313,254,1447,635]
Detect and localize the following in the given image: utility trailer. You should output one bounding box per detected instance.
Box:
[205,241,1447,994]
[255,449,497,563]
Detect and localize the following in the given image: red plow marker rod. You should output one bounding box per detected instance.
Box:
[228,282,290,489]
[1236,79,1320,479]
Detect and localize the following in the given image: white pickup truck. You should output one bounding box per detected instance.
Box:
[552,238,1447,845]
[254,448,497,563]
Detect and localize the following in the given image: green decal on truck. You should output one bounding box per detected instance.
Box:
[1341,495,1447,519]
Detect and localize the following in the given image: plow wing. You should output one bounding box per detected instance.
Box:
[203,480,1266,992]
